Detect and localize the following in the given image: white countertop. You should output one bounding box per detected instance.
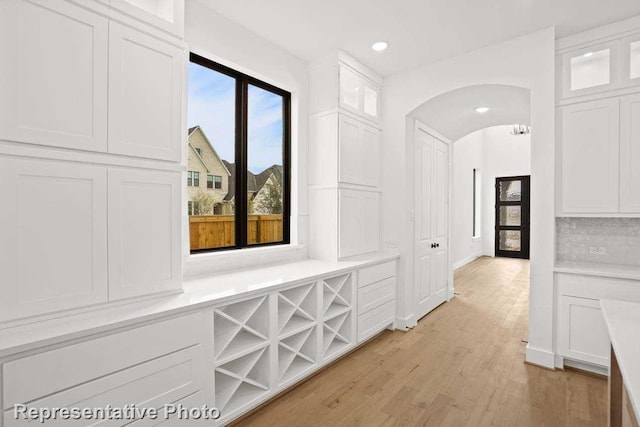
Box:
[600,299,640,419]
[0,253,399,359]
[554,261,640,281]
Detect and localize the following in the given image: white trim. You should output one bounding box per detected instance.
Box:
[394,314,417,331]
[563,358,608,376]
[525,344,556,369]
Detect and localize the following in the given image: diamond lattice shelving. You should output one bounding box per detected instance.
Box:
[277,283,316,338]
[214,295,270,363]
[322,274,352,320]
[278,325,317,385]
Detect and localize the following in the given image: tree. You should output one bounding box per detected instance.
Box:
[192,189,215,215]
[255,182,282,214]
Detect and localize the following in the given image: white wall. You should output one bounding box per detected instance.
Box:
[383,28,556,368]
[481,126,532,256]
[452,130,483,268]
[183,2,309,276]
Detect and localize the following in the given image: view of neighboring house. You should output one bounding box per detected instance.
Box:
[188,126,283,215]
[187,126,231,215]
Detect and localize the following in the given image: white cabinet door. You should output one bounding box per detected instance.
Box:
[338,64,381,124]
[338,189,380,258]
[338,115,381,188]
[558,296,610,367]
[108,169,182,300]
[620,93,640,212]
[621,34,640,88]
[108,23,183,161]
[561,41,619,99]
[0,159,108,322]
[0,0,108,151]
[560,98,620,213]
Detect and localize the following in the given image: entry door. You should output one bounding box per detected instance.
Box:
[495,176,530,259]
[414,126,449,320]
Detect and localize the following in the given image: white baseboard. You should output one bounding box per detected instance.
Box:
[453,254,482,270]
[563,358,608,376]
[525,344,556,369]
[395,314,417,330]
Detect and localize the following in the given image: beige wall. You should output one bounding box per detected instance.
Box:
[187,128,230,212]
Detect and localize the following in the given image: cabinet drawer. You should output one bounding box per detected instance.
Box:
[3,312,205,409]
[3,345,204,426]
[357,300,394,343]
[358,261,396,288]
[358,277,395,314]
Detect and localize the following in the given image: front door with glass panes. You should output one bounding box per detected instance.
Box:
[495,176,530,259]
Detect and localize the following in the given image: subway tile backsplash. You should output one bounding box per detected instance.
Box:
[556,217,640,266]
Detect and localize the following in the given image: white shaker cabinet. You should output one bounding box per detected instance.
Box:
[0,0,109,152]
[620,93,640,212]
[108,168,182,301]
[108,22,184,161]
[559,98,620,214]
[339,189,380,258]
[339,65,381,123]
[0,159,108,322]
[339,115,381,188]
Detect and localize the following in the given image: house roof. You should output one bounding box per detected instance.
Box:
[187,126,231,176]
[222,161,257,201]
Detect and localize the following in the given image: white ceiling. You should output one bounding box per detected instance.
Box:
[409,85,530,141]
[195,0,640,76]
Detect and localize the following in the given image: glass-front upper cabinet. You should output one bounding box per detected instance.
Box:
[621,34,640,87]
[109,0,184,37]
[339,64,381,122]
[561,41,619,98]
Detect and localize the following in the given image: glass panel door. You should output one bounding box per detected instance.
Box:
[495,176,530,259]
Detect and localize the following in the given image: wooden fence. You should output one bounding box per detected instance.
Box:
[189,214,283,250]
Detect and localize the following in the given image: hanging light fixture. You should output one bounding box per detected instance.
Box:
[511,124,531,136]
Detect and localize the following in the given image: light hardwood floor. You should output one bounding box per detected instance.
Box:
[234,256,607,426]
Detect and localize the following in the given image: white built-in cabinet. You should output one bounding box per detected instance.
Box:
[309,52,383,260]
[0,0,185,323]
[0,159,108,322]
[0,0,109,151]
[559,99,620,214]
[555,273,640,370]
[559,94,640,215]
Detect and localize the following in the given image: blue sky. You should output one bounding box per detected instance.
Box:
[188,62,284,174]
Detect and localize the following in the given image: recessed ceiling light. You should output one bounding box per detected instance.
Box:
[371,41,388,52]
[583,52,594,58]
[475,107,490,113]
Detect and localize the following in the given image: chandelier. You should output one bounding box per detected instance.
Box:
[511,124,531,136]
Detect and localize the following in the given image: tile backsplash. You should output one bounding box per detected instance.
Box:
[556,217,640,266]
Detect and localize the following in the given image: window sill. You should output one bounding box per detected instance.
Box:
[184,243,307,279]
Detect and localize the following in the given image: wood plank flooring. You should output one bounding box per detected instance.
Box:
[234,256,607,426]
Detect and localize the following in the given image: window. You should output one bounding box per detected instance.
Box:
[188,53,291,252]
[193,171,200,187]
[187,171,193,187]
[473,168,481,238]
[195,147,202,156]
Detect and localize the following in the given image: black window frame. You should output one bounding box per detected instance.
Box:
[207,174,214,189]
[189,52,292,253]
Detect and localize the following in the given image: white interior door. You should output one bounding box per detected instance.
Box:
[414,126,449,320]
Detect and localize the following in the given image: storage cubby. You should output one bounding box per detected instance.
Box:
[322,274,352,320]
[322,311,353,360]
[214,346,270,414]
[277,283,317,338]
[213,296,270,363]
[278,325,317,385]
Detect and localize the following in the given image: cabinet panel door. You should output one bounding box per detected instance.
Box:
[0,0,108,151]
[338,115,362,185]
[561,99,620,213]
[558,296,609,367]
[620,93,640,212]
[338,189,379,258]
[108,23,183,161]
[108,169,182,300]
[339,65,361,113]
[0,159,108,321]
[361,124,381,188]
